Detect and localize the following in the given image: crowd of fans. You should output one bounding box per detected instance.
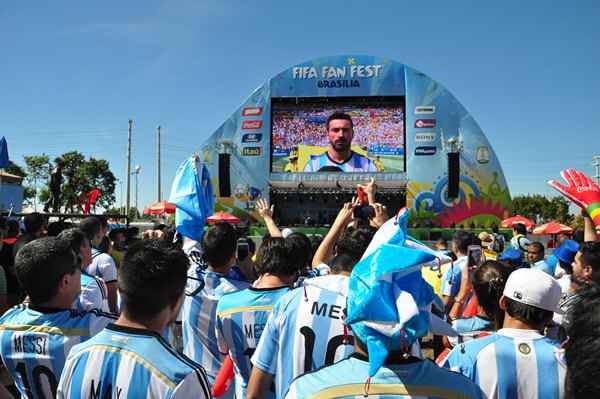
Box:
[272,106,404,154]
[0,174,599,398]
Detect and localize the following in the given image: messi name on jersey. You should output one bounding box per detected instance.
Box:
[12,334,49,355]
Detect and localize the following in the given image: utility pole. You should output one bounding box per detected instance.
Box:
[156,125,161,201]
[593,155,600,186]
[126,120,132,217]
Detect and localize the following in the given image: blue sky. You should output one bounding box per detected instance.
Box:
[2,0,599,211]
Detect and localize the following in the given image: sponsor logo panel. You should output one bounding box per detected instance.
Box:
[241,133,263,143]
[414,119,436,128]
[414,132,436,143]
[241,147,262,156]
[242,107,263,117]
[414,146,437,156]
[242,120,263,130]
[415,106,435,115]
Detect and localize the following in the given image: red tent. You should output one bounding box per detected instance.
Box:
[207,211,241,225]
[144,200,176,215]
[501,215,534,231]
[532,222,573,235]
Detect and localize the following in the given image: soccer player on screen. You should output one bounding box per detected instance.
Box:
[216,237,297,398]
[303,112,379,172]
[0,237,116,398]
[57,239,211,398]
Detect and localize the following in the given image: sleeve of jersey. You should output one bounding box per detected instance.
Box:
[97,254,118,283]
[250,305,281,374]
[443,345,476,380]
[79,283,103,312]
[440,268,453,297]
[171,370,212,399]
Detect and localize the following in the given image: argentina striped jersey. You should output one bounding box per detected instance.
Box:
[182,268,249,381]
[57,324,211,399]
[444,328,566,399]
[285,354,484,399]
[0,304,116,398]
[216,286,290,398]
[251,275,354,399]
[303,151,379,172]
[74,271,109,312]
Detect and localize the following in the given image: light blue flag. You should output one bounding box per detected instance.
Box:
[169,156,214,240]
[346,208,449,377]
[0,137,9,168]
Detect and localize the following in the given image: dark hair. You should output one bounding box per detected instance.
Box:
[108,228,125,242]
[472,260,509,329]
[504,297,553,330]
[513,223,527,236]
[326,112,353,130]
[452,230,472,254]
[24,212,45,235]
[7,219,20,237]
[559,259,574,275]
[119,239,189,322]
[565,284,600,398]
[330,253,356,274]
[96,215,108,229]
[57,228,88,263]
[491,223,499,234]
[15,237,79,304]
[528,241,544,255]
[47,221,69,237]
[79,217,102,242]
[286,232,312,272]
[579,242,600,285]
[255,237,297,277]
[335,225,376,264]
[573,229,584,244]
[435,237,447,247]
[202,223,237,269]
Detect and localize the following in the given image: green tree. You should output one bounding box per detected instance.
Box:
[512,195,573,223]
[23,154,51,208]
[59,151,116,212]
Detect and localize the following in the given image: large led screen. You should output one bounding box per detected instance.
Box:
[271,97,405,173]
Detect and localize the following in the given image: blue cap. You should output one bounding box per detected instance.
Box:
[553,239,579,265]
[498,248,524,266]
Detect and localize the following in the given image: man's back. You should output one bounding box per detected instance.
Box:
[0,304,115,398]
[286,355,484,399]
[444,328,565,399]
[74,271,109,312]
[182,267,249,381]
[251,275,354,399]
[216,286,290,398]
[57,324,211,398]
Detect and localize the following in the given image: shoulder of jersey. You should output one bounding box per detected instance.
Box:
[68,308,118,320]
[0,303,28,320]
[216,287,252,310]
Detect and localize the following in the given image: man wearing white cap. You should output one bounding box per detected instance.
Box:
[444,268,565,399]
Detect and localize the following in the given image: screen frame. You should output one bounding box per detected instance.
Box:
[269,96,407,174]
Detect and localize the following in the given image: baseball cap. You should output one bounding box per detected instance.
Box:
[478,231,492,242]
[503,268,562,313]
[281,228,294,238]
[553,239,579,265]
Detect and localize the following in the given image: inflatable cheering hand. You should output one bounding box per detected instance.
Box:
[548,169,600,226]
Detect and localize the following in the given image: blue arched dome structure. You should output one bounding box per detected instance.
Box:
[200,55,511,227]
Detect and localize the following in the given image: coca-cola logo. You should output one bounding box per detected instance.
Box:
[576,186,599,193]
